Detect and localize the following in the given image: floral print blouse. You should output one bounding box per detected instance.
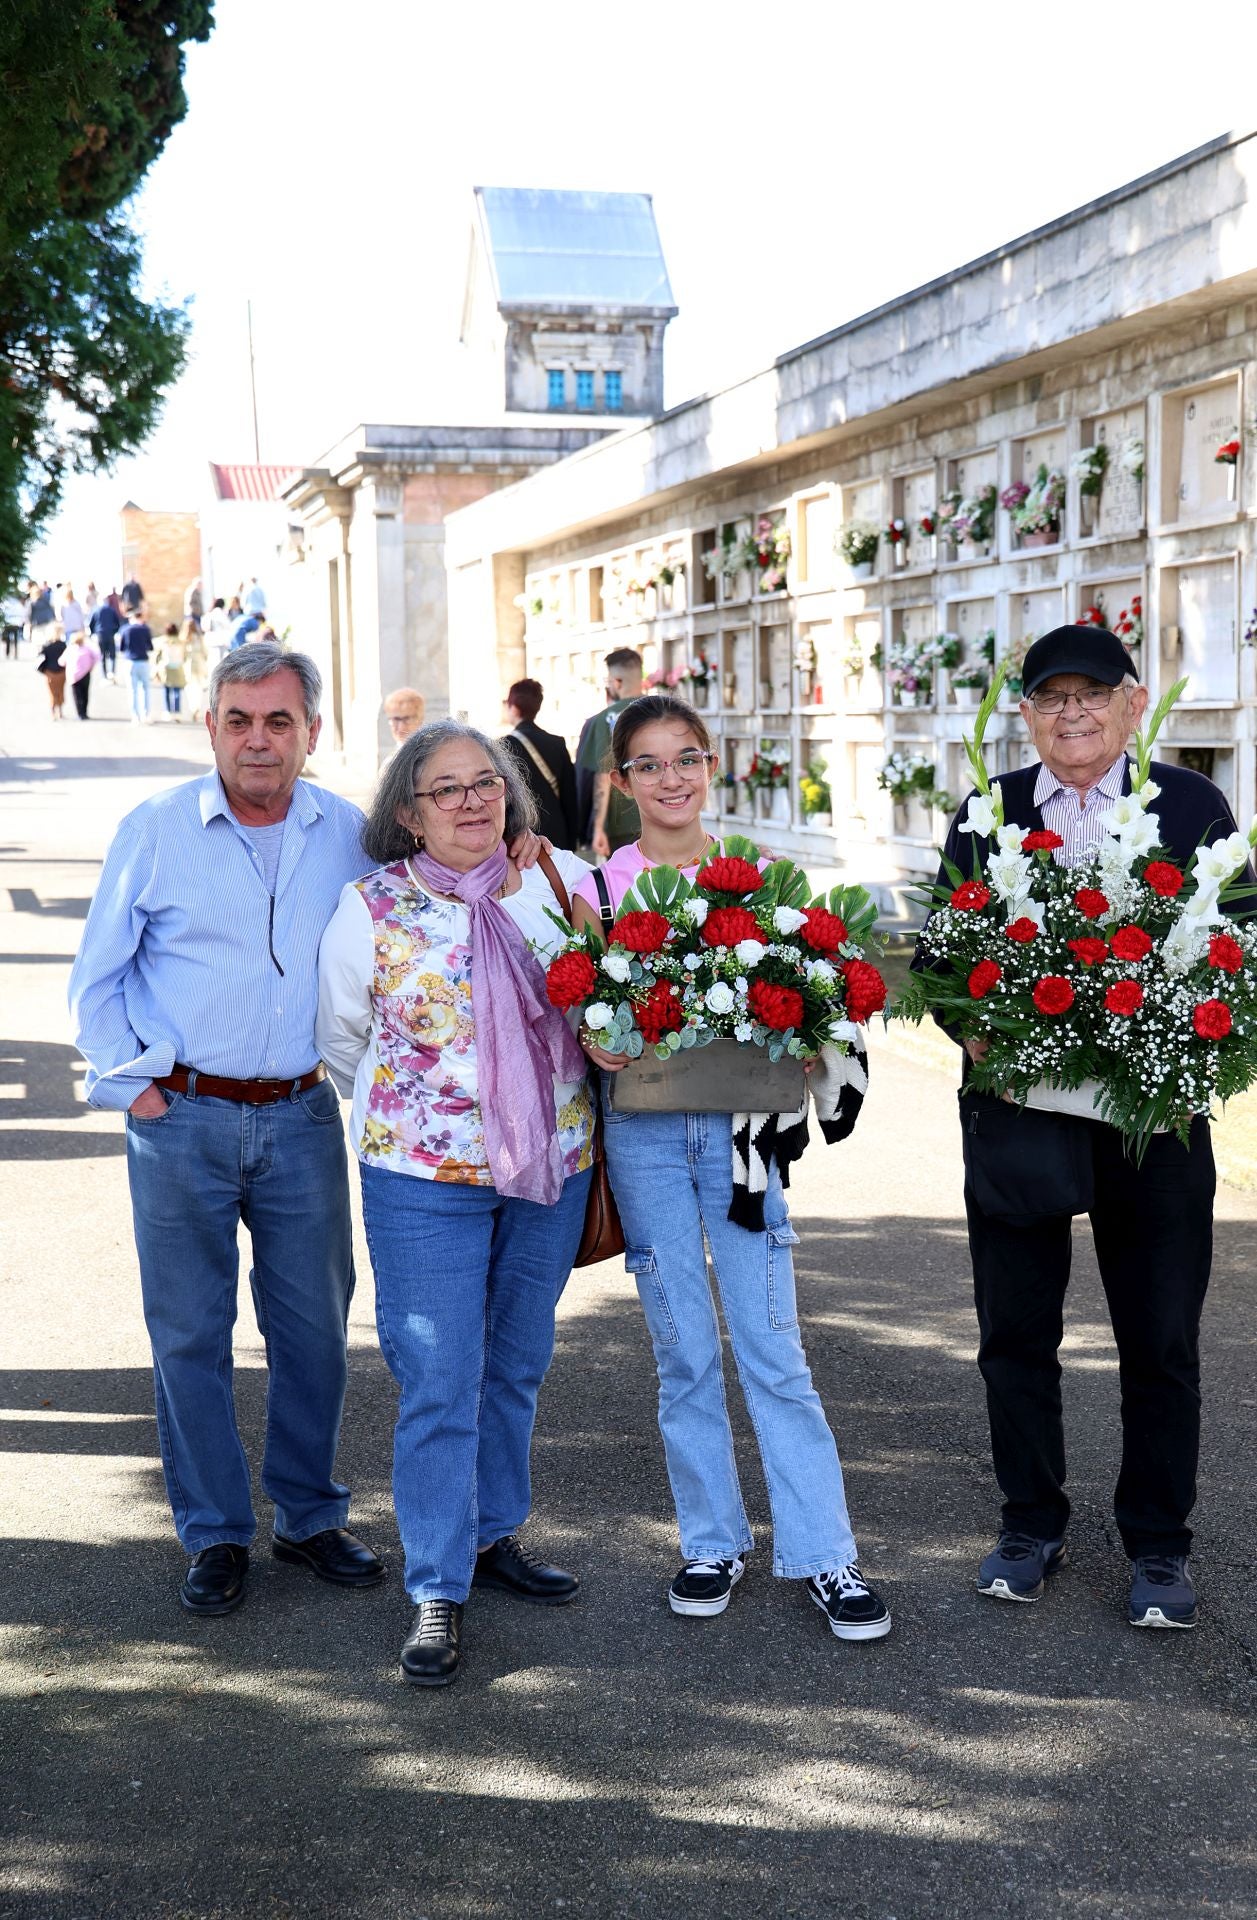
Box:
[316,851,595,1186]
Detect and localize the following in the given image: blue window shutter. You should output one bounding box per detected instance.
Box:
[548,369,565,409]
[605,370,623,412]
[576,370,594,410]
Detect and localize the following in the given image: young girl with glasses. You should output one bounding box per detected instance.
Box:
[571,692,891,1643]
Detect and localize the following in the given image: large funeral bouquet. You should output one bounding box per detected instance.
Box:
[543,838,887,1064]
[895,672,1257,1153]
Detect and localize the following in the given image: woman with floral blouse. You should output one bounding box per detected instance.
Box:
[316,721,594,1686]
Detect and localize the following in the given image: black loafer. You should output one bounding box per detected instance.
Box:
[272,1527,386,1587]
[181,1544,249,1615]
[473,1534,579,1606]
[400,1600,463,1686]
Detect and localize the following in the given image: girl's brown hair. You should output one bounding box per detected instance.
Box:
[609,692,713,771]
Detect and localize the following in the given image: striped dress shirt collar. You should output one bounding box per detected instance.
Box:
[1032,754,1129,866]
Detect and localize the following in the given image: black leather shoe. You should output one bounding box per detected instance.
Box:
[181,1544,249,1615]
[400,1600,463,1686]
[272,1527,386,1587]
[473,1534,579,1606]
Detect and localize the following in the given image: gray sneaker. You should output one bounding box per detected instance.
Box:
[977,1530,1067,1602]
[1128,1554,1197,1629]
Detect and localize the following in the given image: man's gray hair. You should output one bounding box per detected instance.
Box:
[208,643,322,727]
[363,718,536,866]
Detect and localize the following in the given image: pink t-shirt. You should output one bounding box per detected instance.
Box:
[572,840,767,918]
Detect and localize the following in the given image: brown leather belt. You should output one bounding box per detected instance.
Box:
[155,1063,327,1105]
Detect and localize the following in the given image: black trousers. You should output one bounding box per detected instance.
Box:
[71,675,90,719]
[964,1112,1214,1557]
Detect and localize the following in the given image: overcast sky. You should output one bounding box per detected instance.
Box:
[30,0,1257,586]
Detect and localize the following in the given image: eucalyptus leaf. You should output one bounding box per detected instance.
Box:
[624,1032,644,1059]
[694,1027,716,1047]
[679,1026,697,1049]
[665,1030,682,1051]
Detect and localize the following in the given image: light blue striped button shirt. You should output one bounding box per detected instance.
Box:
[1033,754,1128,866]
[69,770,370,1110]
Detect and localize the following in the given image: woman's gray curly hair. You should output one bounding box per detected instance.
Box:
[362,718,536,866]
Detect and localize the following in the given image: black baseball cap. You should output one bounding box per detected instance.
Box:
[1021,624,1134,698]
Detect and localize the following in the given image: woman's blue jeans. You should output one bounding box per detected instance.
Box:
[361,1161,591,1603]
[602,1102,858,1577]
[126,1082,355,1554]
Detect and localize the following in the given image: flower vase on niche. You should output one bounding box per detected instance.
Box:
[1022,528,1055,549]
[759,679,774,708]
[755,787,773,820]
[952,685,980,710]
[691,680,709,709]
[851,559,874,580]
[770,787,791,826]
[722,672,737,707]
[797,670,813,705]
[892,801,909,835]
[1227,465,1238,503]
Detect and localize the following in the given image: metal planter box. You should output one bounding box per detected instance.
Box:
[608,1038,805,1114]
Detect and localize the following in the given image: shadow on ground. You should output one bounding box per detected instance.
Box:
[3,1213,1255,1919]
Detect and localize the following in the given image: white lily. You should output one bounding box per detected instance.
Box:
[1115,811,1160,857]
[960,792,999,838]
[1193,833,1250,888]
[995,823,1026,854]
[987,849,1033,902]
[1008,894,1046,931]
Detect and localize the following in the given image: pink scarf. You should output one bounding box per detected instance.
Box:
[410,844,585,1204]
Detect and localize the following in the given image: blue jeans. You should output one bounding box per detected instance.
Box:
[361,1161,592,1603]
[129,659,151,718]
[126,1081,355,1553]
[602,1102,858,1577]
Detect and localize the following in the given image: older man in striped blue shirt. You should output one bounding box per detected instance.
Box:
[69,645,387,1616]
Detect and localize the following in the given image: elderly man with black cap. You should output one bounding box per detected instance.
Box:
[923,623,1249,1631]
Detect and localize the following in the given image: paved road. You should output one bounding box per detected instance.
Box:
[2,649,1255,1919]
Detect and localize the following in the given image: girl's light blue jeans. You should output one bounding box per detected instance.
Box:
[360,1160,591,1603]
[602,1101,858,1578]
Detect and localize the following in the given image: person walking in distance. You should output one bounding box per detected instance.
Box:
[576,648,644,859]
[119,609,155,723]
[500,679,580,850]
[69,645,387,1617]
[89,595,121,683]
[36,627,68,717]
[68,628,100,720]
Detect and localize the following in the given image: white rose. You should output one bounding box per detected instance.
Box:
[772,906,808,936]
[828,1018,859,1044]
[600,950,632,984]
[585,1002,614,1030]
[804,958,836,985]
[683,952,703,970]
[679,896,709,926]
[705,981,736,1015]
[734,939,767,966]
[734,976,749,995]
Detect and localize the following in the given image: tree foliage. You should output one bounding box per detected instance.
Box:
[0,1,214,586]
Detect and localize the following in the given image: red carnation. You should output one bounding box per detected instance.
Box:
[699,855,764,896]
[1193,998,1233,1041]
[1074,888,1110,920]
[1068,936,1110,968]
[1209,933,1244,974]
[636,978,684,1045]
[1022,830,1064,852]
[1105,981,1144,1016]
[951,881,991,912]
[1109,925,1154,963]
[747,977,805,1032]
[1005,917,1039,943]
[1143,861,1184,898]
[610,910,671,956]
[968,959,1002,999]
[545,948,597,1011]
[841,958,888,1023]
[702,905,762,949]
[1032,976,1075,1016]
[800,906,848,953]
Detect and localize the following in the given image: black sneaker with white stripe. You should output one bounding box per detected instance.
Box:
[668,1555,745,1617]
[806,1565,892,1640]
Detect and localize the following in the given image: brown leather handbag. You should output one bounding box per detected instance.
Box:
[538,850,626,1268]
